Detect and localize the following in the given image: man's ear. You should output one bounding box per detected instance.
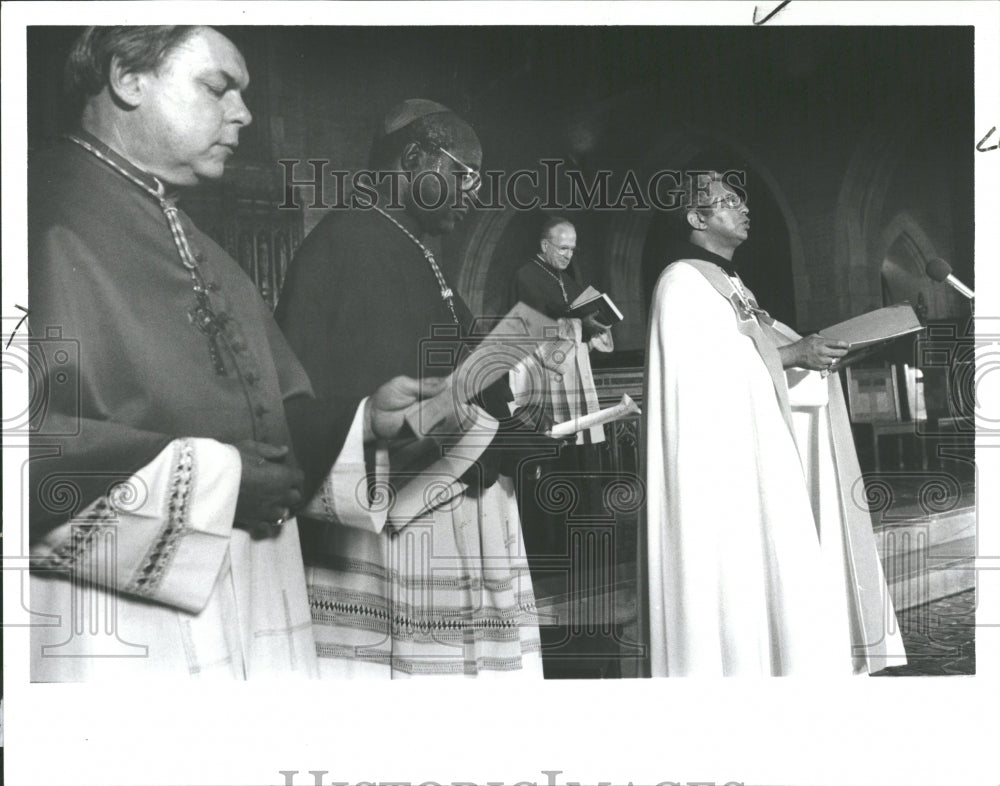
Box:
[685,208,706,232]
[107,56,146,109]
[400,141,424,173]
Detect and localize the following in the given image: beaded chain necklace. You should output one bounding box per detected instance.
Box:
[66,134,229,374]
[532,255,569,304]
[372,204,460,324]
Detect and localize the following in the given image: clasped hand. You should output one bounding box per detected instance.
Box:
[235,441,303,537]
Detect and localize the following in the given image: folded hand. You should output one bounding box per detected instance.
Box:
[234,440,304,535]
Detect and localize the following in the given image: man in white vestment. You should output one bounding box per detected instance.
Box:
[28,26,436,680]
[644,171,905,676]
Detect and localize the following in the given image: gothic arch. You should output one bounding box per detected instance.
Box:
[604,130,806,349]
[832,111,922,316]
[455,209,516,316]
[454,130,805,351]
[876,210,958,319]
[877,211,938,270]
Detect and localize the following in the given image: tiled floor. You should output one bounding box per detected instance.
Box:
[531,463,978,678]
[537,586,977,678]
[874,589,976,676]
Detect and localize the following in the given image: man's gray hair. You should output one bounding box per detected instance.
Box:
[540,215,574,241]
[64,26,202,102]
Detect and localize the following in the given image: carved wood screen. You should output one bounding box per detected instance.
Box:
[180,164,304,311]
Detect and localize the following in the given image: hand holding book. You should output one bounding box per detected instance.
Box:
[566,286,624,327]
[779,334,850,372]
[819,302,923,374]
[581,312,612,340]
[363,375,449,442]
[777,302,923,376]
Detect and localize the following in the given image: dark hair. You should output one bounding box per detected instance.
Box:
[64,26,202,101]
[368,111,463,170]
[540,215,574,241]
[673,170,726,240]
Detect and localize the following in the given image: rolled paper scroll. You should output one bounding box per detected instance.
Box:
[549,393,641,439]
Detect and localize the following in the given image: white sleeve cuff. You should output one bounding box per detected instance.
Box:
[31,438,240,613]
[299,398,389,534]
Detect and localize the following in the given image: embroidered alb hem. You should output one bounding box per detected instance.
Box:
[315,642,543,675]
[306,553,530,592]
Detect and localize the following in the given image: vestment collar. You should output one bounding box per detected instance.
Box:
[674,240,740,277]
[67,129,173,200]
[533,253,566,277]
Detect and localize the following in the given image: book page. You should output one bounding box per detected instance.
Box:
[821,303,923,349]
[405,301,569,436]
[569,285,600,309]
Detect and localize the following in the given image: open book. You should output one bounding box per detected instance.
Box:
[404,302,571,437]
[567,285,624,326]
[303,303,569,528]
[821,302,923,372]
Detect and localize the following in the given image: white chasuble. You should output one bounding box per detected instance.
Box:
[783,349,906,675]
[645,260,903,676]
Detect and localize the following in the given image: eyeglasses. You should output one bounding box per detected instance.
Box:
[435,146,482,193]
[708,192,745,210]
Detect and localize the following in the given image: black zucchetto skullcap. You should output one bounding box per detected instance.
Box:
[382,99,454,136]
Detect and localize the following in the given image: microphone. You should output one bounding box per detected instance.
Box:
[926,257,974,300]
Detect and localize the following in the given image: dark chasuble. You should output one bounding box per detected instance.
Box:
[507,254,612,567]
[276,202,543,678]
[276,206,513,498]
[511,255,586,319]
[27,133,343,539]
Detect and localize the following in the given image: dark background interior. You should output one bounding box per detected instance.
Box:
[27,25,975,356]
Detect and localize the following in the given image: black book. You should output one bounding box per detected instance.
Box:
[566,286,624,326]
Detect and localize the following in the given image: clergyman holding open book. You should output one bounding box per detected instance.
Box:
[645,170,906,676]
[276,99,544,679]
[508,216,616,558]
